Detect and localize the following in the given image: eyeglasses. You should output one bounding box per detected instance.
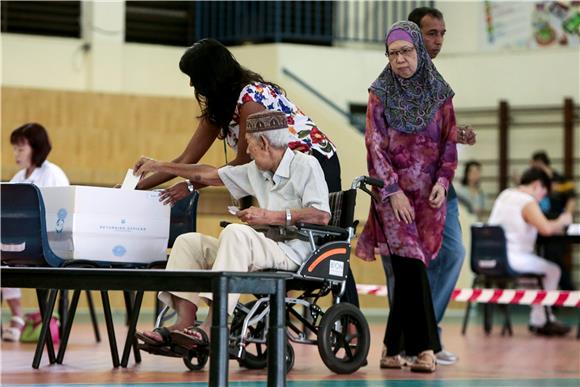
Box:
[386,46,415,60]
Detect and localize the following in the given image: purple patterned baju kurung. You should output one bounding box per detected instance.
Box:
[355,92,458,267]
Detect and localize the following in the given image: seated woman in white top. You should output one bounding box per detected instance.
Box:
[10,123,69,187]
[2,122,69,342]
[488,167,572,336]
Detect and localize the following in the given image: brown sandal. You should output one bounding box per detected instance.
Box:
[410,350,436,373]
[379,345,403,369]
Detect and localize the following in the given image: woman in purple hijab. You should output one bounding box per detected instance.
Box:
[355,21,458,372]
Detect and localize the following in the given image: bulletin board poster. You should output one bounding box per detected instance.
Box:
[482,1,580,49]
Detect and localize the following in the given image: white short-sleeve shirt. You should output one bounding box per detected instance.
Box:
[488,188,538,261]
[218,148,330,265]
[10,160,69,187]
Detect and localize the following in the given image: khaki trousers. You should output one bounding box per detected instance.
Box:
[159,224,298,315]
[158,232,219,310]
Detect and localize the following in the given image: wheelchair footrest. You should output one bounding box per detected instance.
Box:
[137,343,182,358]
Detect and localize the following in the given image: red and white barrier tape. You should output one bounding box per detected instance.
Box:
[357,284,389,297]
[356,284,580,307]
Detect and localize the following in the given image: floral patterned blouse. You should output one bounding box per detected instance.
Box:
[355,92,458,267]
[226,82,336,158]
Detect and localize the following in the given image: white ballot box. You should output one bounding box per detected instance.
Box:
[39,186,170,265]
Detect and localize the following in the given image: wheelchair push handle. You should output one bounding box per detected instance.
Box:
[351,175,384,190]
[362,176,384,188]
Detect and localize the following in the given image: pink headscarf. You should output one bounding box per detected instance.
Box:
[370,21,454,134]
[386,28,413,45]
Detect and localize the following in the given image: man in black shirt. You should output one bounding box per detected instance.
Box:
[531,151,577,290]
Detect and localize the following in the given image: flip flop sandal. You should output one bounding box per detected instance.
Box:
[170,326,209,350]
[2,316,25,342]
[135,327,172,346]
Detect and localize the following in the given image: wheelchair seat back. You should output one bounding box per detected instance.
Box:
[328,189,356,229]
[297,241,350,281]
[168,191,199,248]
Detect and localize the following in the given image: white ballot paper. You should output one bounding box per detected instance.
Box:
[567,224,580,236]
[121,169,141,190]
[228,206,240,215]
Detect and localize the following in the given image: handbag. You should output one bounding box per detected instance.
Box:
[20,311,60,345]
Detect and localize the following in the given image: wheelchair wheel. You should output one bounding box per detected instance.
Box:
[317,303,370,374]
[183,348,209,371]
[237,341,267,369]
[238,342,295,373]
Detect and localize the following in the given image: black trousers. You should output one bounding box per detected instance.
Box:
[312,150,359,307]
[383,255,441,356]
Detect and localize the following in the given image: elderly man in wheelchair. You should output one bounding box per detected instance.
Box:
[133,110,378,374]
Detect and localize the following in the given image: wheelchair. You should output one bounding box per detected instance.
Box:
[138,175,384,374]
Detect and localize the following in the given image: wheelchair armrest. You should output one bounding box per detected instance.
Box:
[220,221,276,233]
[220,221,274,231]
[295,222,349,239]
[219,221,306,242]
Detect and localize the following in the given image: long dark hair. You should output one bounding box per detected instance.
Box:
[461,160,481,187]
[179,38,283,139]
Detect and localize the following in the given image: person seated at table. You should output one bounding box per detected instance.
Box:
[2,123,69,342]
[531,150,577,291]
[133,110,330,347]
[488,167,572,336]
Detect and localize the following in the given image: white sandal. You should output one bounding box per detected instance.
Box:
[3,316,25,342]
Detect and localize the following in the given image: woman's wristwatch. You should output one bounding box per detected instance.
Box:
[186,180,194,193]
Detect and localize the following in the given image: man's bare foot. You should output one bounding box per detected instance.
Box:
[141,329,165,343]
[171,326,210,349]
[136,327,172,345]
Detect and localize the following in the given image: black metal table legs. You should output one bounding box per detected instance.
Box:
[268,278,286,387]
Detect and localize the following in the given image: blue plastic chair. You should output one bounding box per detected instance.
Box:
[462,224,548,336]
[1,183,63,267]
[1,183,105,364]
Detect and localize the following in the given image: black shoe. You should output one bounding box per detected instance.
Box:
[529,324,551,336]
[546,320,572,336]
[529,321,571,336]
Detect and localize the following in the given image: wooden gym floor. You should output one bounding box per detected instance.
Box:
[1,311,579,386]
